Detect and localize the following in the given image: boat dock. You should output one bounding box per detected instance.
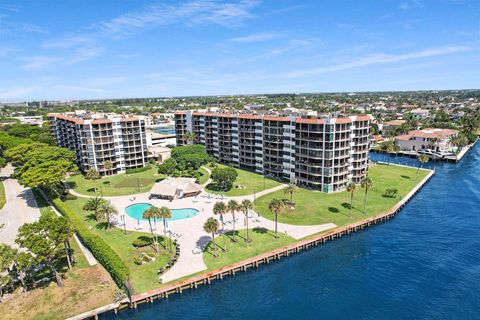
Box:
[69,169,435,320]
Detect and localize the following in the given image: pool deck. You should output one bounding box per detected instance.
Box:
[69,185,336,283]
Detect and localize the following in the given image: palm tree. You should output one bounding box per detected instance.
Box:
[158,206,172,252]
[83,197,106,221]
[213,202,228,251]
[97,202,118,229]
[204,217,219,257]
[360,177,373,214]
[142,208,158,253]
[268,198,285,238]
[417,154,429,174]
[283,184,298,204]
[185,132,197,145]
[346,182,357,220]
[393,145,401,163]
[144,206,161,252]
[103,160,113,176]
[240,199,253,245]
[227,200,239,242]
[85,168,101,194]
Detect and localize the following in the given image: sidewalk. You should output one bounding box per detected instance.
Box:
[0,165,41,247]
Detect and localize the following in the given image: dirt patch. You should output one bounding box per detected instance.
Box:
[0,265,118,320]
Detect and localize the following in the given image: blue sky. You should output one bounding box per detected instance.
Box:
[0,0,479,101]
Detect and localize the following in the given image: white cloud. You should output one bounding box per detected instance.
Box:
[229,32,282,42]
[0,86,40,101]
[19,56,61,70]
[284,45,472,78]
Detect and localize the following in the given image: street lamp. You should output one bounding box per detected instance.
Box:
[122,214,127,235]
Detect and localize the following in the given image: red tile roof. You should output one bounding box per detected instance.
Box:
[395,128,458,141]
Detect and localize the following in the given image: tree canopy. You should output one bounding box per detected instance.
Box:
[211,167,238,191]
[5,143,76,188]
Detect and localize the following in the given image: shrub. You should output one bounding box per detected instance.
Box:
[133,256,143,265]
[48,194,130,289]
[132,237,152,248]
[126,165,151,174]
[211,167,238,191]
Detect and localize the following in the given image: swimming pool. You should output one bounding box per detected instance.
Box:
[125,203,199,222]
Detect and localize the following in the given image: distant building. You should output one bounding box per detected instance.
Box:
[395,128,458,153]
[48,113,148,175]
[383,119,406,135]
[410,108,430,120]
[13,116,44,126]
[175,111,371,193]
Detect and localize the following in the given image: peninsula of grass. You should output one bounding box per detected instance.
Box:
[255,164,429,226]
[196,167,210,185]
[62,197,176,293]
[67,166,166,197]
[206,164,282,196]
[0,181,5,209]
[0,230,117,320]
[203,228,296,270]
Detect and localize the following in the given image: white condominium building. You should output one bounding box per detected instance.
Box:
[175,111,371,193]
[48,112,148,175]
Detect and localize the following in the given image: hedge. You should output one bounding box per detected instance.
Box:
[126,165,151,174]
[50,197,130,288]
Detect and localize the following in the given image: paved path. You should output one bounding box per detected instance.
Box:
[68,183,335,283]
[0,165,41,247]
[37,188,97,266]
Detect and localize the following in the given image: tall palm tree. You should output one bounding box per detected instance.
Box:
[213,202,228,251]
[417,154,429,174]
[346,182,357,220]
[240,199,253,245]
[142,208,158,252]
[393,145,401,163]
[203,217,219,257]
[83,197,106,221]
[360,177,373,214]
[185,132,197,145]
[97,202,118,229]
[227,200,239,242]
[85,168,101,194]
[283,184,298,204]
[268,198,285,238]
[144,206,161,252]
[103,160,113,176]
[158,206,172,252]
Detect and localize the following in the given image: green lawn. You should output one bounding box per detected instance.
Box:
[203,228,296,270]
[66,166,166,197]
[197,167,210,185]
[206,164,282,196]
[0,181,5,209]
[62,197,176,293]
[31,188,56,217]
[255,164,429,226]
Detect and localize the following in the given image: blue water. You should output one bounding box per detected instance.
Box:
[125,204,199,222]
[107,143,480,319]
[152,127,176,135]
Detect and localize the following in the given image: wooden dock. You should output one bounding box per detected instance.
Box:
[69,169,435,320]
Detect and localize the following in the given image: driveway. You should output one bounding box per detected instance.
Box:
[0,165,41,247]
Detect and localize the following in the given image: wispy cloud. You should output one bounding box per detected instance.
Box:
[19,56,61,70]
[0,86,40,101]
[33,0,260,69]
[399,0,424,11]
[229,32,282,43]
[284,45,472,78]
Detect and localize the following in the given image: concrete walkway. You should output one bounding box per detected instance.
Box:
[68,183,335,283]
[37,188,97,266]
[0,165,41,247]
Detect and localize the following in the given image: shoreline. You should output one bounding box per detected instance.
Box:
[68,167,435,320]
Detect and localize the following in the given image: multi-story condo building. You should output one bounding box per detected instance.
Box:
[48,112,148,175]
[175,111,371,193]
